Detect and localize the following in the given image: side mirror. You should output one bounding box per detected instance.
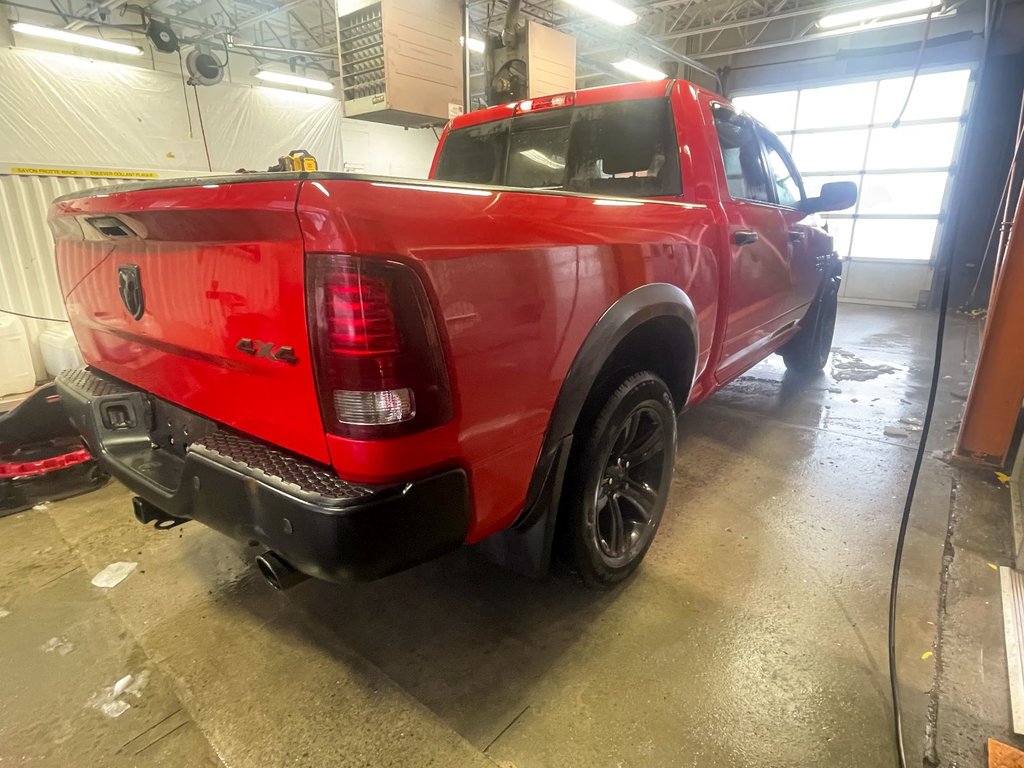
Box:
[801,181,858,214]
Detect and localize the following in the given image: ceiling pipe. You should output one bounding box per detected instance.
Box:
[227,38,337,59]
[501,0,521,46]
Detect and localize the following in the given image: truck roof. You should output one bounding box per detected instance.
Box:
[448,79,723,132]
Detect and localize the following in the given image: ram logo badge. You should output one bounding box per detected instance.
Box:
[236,338,298,365]
[117,264,145,320]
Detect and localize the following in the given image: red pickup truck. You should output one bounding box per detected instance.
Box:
[51,79,855,589]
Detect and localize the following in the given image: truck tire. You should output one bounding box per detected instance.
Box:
[562,372,677,589]
[781,278,839,374]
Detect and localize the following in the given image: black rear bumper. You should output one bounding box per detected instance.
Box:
[55,368,470,582]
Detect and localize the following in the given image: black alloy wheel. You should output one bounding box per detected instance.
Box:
[562,371,677,589]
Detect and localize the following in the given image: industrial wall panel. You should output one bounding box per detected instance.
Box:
[0,174,96,379]
[526,21,576,99]
[342,0,463,125]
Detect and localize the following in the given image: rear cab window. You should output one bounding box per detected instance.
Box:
[434,98,682,198]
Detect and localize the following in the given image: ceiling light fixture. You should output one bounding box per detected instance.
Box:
[818,0,941,29]
[819,7,955,33]
[459,35,486,54]
[612,58,667,82]
[255,69,334,91]
[10,21,144,56]
[562,0,638,26]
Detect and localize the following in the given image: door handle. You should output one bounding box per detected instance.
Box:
[788,230,806,243]
[734,230,758,246]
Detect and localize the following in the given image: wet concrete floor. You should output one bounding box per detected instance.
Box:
[0,304,1014,766]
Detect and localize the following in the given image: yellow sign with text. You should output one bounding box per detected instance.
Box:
[10,167,159,179]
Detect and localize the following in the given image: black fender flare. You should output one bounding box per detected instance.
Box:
[475,283,700,576]
[545,282,699,447]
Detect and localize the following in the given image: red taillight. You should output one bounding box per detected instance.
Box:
[307,254,452,438]
[324,271,399,355]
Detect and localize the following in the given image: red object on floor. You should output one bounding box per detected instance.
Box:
[0,447,92,479]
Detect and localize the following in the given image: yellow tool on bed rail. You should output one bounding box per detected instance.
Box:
[268,149,318,172]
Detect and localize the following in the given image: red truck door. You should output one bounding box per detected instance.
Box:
[706,103,797,379]
[759,127,820,313]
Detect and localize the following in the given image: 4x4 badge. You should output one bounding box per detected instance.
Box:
[236,338,298,365]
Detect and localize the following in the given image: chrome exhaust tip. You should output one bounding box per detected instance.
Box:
[255,551,309,591]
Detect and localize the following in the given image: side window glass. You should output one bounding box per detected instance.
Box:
[712,106,769,203]
[434,119,509,185]
[761,133,802,207]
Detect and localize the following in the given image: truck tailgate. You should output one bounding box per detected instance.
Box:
[49,178,330,464]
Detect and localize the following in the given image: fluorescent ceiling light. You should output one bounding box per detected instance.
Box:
[10,22,143,56]
[818,0,941,28]
[459,35,486,54]
[613,58,667,82]
[255,69,334,91]
[562,0,638,26]
[819,7,955,34]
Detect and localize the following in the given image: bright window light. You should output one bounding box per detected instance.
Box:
[818,0,941,29]
[255,69,334,91]
[563,0,638,26]
[459,35,486,54]
[613,58,667,82]
[11,22,144,56]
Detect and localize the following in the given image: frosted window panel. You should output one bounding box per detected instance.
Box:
[801,174,861,200]
[866,123,959,170]
[822,216,855,258]
[733,91,799,133]
[874,69,971,123]
[850,218,938,260]
[795,81,877,130]
[791,130,869,173]
[858,172,949,215]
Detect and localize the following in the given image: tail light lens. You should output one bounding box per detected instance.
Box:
[307,254,452,438]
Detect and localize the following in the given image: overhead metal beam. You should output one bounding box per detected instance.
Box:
[689,8,963,58]
[65,0,122,30]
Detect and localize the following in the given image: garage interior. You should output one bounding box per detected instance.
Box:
[2,0,1024,765]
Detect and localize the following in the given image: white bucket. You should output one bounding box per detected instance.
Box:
[38,325,84,378]
[0,315,36,397]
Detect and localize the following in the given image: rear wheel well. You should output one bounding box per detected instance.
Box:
[575,316,695,435]
[553,315,694,572]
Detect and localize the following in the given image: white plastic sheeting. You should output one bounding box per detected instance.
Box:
[0,47,344,172]
[0,47,439,175]
[0,45,439,387]
[0,173,97,382]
